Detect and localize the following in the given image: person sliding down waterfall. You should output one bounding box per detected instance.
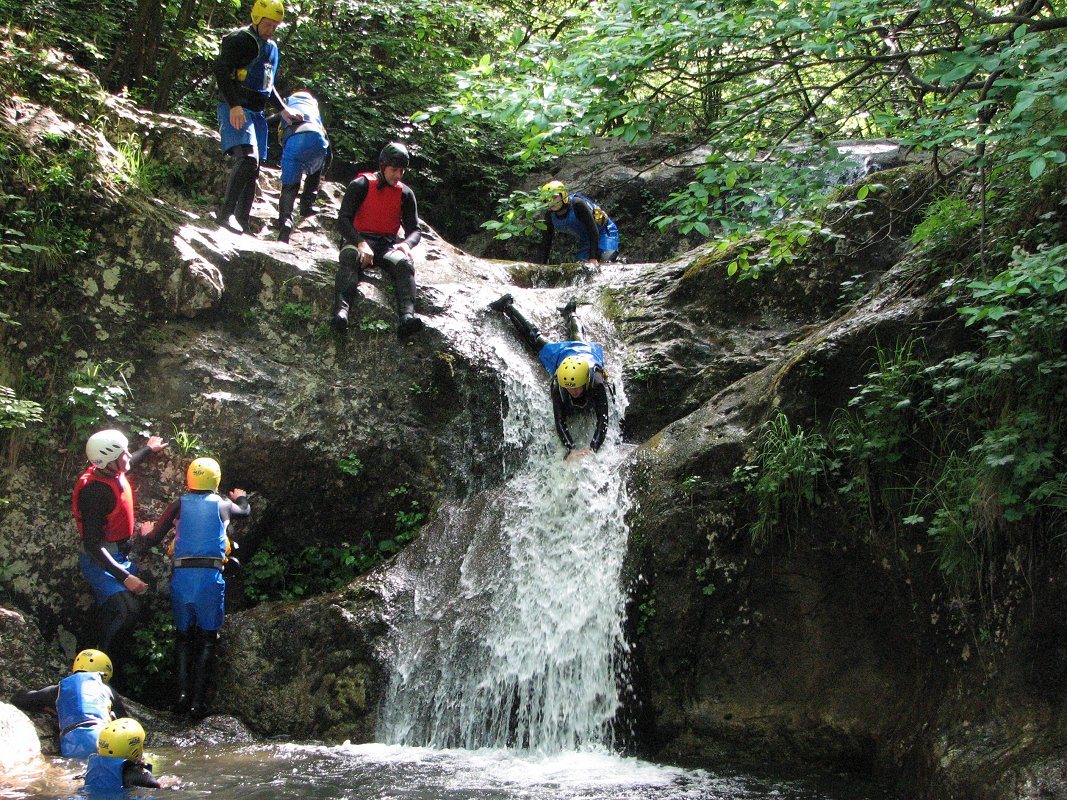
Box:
[332,142,425,339]
[488,295,610,459]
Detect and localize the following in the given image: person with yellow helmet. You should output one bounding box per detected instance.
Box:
[83,717,161,792]
[539,180,620,269]
[139,457,250,717]
[73,430,168,677]
[333,142,426,339]
[214,0,298,234]
[11,649,128,758]
[488,294,611,458]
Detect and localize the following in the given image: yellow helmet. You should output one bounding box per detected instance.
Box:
[251,0,284,24]
[97,718,145,761]
[556,356,592,390]
[187,457,222,491]
[541,180,567,201]
[72,649,113,683]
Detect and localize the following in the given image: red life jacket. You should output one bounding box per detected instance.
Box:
[72,468,135,543]
[351,172,404,237]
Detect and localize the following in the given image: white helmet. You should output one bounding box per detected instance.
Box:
[86,429,129,467]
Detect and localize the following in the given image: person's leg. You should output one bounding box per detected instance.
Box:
[332,245,363,331]
[219,144,257,234]
[380,248,424,338]
[173,627,193,714]
[560,301,585,341]
[489,295,549,354]
[299,168,322,216]
[189,627,219,719]
[276,182,300,243]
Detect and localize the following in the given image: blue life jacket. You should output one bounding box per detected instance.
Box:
[238,28,278,99]
[83,754,127,793]
[56,673,112,733]
[537,341,605,378]
[173,493,227,560]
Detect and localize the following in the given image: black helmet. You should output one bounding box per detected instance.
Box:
[379,142,410,168]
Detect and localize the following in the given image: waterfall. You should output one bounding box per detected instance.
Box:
[378,296,631,754]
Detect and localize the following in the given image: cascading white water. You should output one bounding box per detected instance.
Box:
[378,295,631,754]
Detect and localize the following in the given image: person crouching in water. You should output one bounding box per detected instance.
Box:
[488,294,610,459]
[83,717,160,793]
[139,458,250,717]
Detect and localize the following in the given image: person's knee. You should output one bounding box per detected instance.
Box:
[382,250,414,276]
[339,246,361,271]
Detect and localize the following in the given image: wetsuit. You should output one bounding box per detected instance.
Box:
[273,92,330,240]
[540,194,619,264]
[334,172,422,331]
[214,25,281,229]
[84,755,159,792]
[12,672,127,758]
[141,489,250,716]
[494,301,611,453]
[73,447,154,657]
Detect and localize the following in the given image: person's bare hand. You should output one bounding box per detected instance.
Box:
[123,575,148,594]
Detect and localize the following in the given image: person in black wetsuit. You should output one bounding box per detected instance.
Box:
[72,429,167,674]
[488,295,611,459]
[333,142,425,339]
[214,0,296,234]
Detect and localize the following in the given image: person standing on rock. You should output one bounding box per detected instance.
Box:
[139,457,250,718]
[11,649,128,759]
[333,141,425,339]
[539,180,620,269]
[272,88,330,243]
[73,430,168,675]
[488,295,610,459]
[214,0,296,234]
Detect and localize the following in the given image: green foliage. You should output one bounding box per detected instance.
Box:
[243,483,426,602]
[336,455,364,478]
[635,590,656,635]
[171,425,204,456]
[126,606,175,697]
[279,302,313,328]
[695,565,716,597]
[911,196,982,254]
[65,360,150,444]
[358,317,392,334]
[734,411,833,551]
[0,386,44,430]
[482,189,549,241]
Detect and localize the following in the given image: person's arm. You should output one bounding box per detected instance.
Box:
[551,386,576,453]
[571,198,601,262]
[214,30,259,109]
[123,762,161,789]
[107,686,128,718]
[139,499,181,548]
[336,177,370,247]
[11,685,59,713]
[589,373,610,452]
[539,211,555,264]
[398,187,422,251]
[221,490,251,521]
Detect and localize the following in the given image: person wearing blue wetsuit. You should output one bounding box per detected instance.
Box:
[488,294,611,459]
[214,0,296,234]
[83,717,159,793]
[139,457,250,717]
[11,649,127,759]
[539,180,619,268]
[272,89,330,242]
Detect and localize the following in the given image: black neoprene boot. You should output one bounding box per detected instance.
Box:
[189,633,217,719]
[332,252,362,332]
[277,182,300,243]
[219,154,258,233]
[300,170,321,216]
[488,293,513,312]
[173,630,193,715]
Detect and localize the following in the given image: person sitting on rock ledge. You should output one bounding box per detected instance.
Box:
[333,141,425,339]
[488,294,610,459]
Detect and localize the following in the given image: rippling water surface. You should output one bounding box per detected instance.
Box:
[5,743,891,800]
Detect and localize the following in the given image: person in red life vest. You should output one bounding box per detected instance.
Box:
[333,141,425,339]
[73,429,167,675]
[139,457,250,718]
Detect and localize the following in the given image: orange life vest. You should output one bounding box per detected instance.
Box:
[72,468,135,543]
[351,172,404,237]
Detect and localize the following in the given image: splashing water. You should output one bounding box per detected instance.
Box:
[378,297,631,754]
